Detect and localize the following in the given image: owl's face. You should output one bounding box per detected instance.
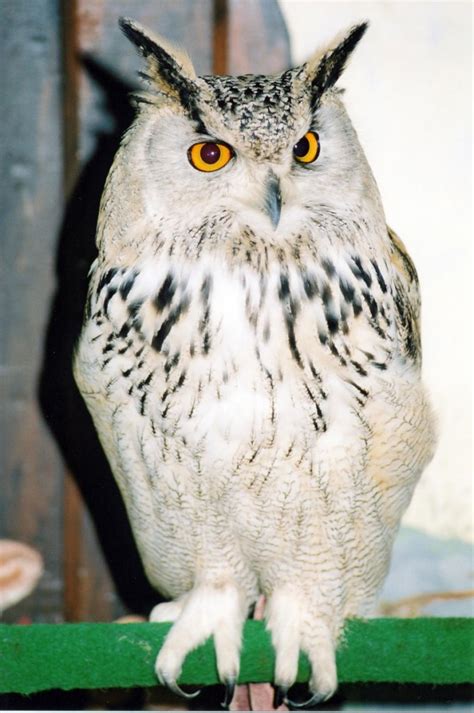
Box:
[105,20,381,254]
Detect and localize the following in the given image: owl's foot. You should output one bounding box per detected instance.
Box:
[266,586,337,707]
[285,690,332,710]
[221,678,236,708]
[274,685,288,708]
[149,598,186,623]
[149,598,201,698]
[161,679,201,700]
[154,582,247,697]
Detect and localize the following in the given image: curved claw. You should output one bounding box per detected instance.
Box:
[274,685,288,708]
[221,678,236,708]
[163,678,201,700]
[285,691,326,710]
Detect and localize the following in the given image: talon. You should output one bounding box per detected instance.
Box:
[285,690,326,709]
[162,678,201,700]
[221,678,236,708]
[274,685,288,708]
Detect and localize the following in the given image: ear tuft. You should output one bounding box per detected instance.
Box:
[119,17,196,80]
[119,16,158,60]
[307,22,368,102]
[119,16,200,115]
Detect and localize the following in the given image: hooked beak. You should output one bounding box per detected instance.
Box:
[264,172,282,228]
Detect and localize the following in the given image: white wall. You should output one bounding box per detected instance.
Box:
[280,1,472,543]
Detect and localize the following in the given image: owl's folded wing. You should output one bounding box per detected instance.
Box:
[387,226,422,366]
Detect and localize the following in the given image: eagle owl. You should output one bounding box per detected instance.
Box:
[74,17,436,708]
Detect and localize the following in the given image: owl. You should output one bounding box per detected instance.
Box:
[74,17,436,709]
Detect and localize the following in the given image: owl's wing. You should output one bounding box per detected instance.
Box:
[387,226,422,365]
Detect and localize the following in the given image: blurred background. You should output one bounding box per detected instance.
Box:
[1,0,472,708]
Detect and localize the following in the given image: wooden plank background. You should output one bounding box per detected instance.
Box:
[1,0,65,624]
[1,0,290,624]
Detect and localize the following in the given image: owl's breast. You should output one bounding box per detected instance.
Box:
[75,251,435,597]
[76,249,411,466]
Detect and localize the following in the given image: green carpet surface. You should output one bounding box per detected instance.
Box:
[0,618,472,694]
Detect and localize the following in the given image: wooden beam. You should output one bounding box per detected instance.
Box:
[1,0,65,624]
[226,0,291,74]
[60,0,84,624]
[213,0,228,74]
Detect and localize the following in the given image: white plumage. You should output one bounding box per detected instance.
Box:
[74,18,436,706]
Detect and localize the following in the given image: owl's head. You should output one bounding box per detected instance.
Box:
[100,18,383,257]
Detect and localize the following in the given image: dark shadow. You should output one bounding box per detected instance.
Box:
[39,55,158,618]
[2,684,472,711]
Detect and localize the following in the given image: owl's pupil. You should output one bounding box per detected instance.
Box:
[200,143,221,164]
[294,136,310,157]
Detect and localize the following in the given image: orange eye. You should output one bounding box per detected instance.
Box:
[188,141,234,172]
[293,131,320,164]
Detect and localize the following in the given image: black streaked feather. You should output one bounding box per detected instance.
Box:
[311,23,368,104]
